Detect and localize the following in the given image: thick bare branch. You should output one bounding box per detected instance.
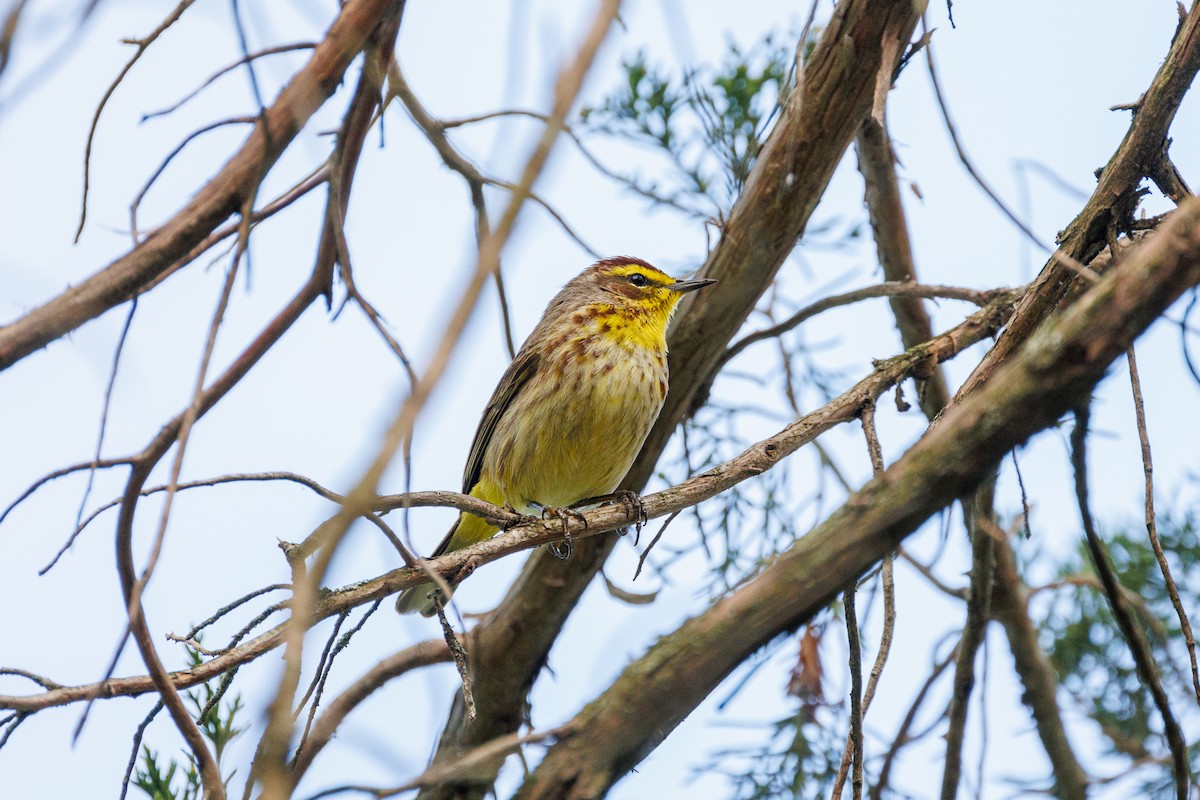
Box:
[0,0,404,370]
[988,526,1089,799]
[856,32,950,419]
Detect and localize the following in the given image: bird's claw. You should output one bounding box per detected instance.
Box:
[599,490,646,542]
[533,503,586,559]
[534,503,588,531]
[613,490,647,526]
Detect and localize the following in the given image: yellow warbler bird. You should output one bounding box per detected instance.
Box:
[396,257,715,615]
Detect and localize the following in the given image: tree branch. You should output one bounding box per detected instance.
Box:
[940,487,996,800]
[987,524,1089,798]
[0,0,405,370]
[1070,406,1190,799]
[856,28,951,420]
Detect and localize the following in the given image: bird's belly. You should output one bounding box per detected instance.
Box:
[485,346,667,511]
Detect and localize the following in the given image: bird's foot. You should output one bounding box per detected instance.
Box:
[531,502,587,559]
[611,490,647,528]
[532,502,589,531]
[578,490,647,541]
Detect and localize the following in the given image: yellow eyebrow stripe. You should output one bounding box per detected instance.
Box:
[606,263,670,284]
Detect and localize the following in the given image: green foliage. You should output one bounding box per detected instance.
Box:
[708,709,845,800]
[132,746,202,800]
[1038,511,1200,791]
[581,31,801,213]
[132,644,244,800]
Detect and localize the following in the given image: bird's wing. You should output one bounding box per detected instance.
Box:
[460,348,541,494]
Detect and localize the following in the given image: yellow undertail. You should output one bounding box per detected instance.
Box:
[395,492,499,616]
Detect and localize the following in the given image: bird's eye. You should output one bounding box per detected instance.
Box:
[628,273,649,287]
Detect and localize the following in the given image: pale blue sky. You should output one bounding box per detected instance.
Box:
[1,1,1197,798]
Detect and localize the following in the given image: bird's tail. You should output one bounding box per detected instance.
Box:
[394,578,442,616]
[395,510,497,616]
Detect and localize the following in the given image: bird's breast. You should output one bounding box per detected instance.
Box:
[485,338,668,511]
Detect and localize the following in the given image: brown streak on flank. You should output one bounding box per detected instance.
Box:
[544,333,571,360]
[565,340,588,365]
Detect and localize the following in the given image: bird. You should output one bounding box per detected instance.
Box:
[396,257,716,615]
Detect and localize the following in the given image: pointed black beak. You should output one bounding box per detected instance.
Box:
[668,277,718,294]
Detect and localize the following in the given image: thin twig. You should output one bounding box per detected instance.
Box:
[130,117,257,244]
[719,282,1000,372]
[435,600,475,722]
[71,298,138,561]
[923,22,1044,251]
[294,599,383,765]
[1,457,134,527]
[1127,347,1200,703]
[1070,405,1190,800]
[293,615,349,725]
[390,62,602,259]
[0,668,62,691]
[289,638,451,782]
[843,587,864,800]
[76,0,199,241]
[940,488,997,800]
[440,109,707,216]
[897,547,965,599]
[118,700,164,800]
[45,469,341,574]
[871,640,958,800]
[634,511,681,580]
[832,400,895,799]
[142,42,316,121]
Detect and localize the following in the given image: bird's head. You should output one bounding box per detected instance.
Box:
[557,256,717,350]
[585,256,716,315]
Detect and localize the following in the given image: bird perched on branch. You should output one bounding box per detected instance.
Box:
[396,257,716,615]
